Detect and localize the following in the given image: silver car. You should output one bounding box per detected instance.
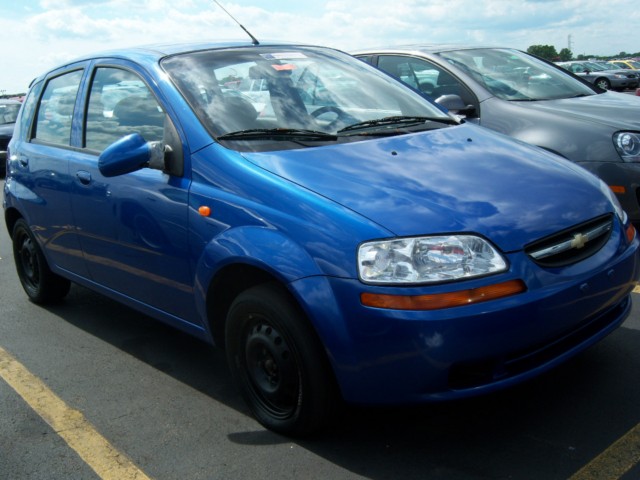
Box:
[556,61,638,90]
[352,45,640,225]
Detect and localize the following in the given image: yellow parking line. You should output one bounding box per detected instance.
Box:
[569,422,640,480]
[0,346,152,480]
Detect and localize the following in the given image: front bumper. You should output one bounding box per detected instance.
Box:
[291,220,640,405]
[610,77,639,89]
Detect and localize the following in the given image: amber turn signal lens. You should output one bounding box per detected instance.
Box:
[609,185,626,194]
[360,279,527,311]
[626,223,636,244]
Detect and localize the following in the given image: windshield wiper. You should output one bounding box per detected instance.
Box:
[217,128,338,141]
[337,115,457,134]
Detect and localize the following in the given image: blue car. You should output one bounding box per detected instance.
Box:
[3,42,639,436]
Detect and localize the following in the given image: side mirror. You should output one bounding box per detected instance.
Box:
[435,94,475,115]
[98,133,164,177]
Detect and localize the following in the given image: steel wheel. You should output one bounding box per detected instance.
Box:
[244,318,300,419]
[12,219,71,303]
[226,283,339,436]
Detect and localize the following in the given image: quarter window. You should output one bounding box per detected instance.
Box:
[85,68,165,152]
[34,70,83,146]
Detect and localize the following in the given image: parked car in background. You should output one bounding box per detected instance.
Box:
[353,45,640,226]
[0,99,21,177]
[4,42,639,436]
[610,59,640,70]
[556,60,638,90]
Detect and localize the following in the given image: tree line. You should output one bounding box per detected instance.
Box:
[527,44,640,62]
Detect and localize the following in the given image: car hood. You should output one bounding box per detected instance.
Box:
[604,68,638,75]
[523,92,640,130]
[242,124,612,252]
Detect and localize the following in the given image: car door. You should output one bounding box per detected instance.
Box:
[13,67,91,277]
[68,63,196,322]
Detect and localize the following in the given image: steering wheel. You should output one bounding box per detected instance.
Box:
[311,106,355,130]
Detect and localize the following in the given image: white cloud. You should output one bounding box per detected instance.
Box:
[1,0,638,94]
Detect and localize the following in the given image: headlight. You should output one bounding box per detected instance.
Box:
[613,132,640,162]
[358,235,507,284]
[599,179,628,225]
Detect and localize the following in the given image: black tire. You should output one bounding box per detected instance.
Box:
[594,77,611,90]
[225,283,339,436]
[12,218,71,304]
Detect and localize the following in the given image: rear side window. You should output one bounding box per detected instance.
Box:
[85,67,165,152]
[34,70,83,146]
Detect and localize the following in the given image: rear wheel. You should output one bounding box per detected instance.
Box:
[12,219,71,304]
[225,283,338,436]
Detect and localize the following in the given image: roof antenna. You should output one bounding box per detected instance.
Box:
[212,0,260,45]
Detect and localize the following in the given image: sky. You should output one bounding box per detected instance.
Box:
[1,0,639,94]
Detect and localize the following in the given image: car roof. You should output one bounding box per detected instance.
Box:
[69,40,326,64]
[352,44,503,55]
[30,40,326,87]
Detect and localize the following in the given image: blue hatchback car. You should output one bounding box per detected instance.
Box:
[3,42,639,436]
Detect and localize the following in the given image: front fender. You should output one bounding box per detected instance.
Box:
[192,225,326,321]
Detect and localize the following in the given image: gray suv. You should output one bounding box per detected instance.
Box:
[353,45,640,225]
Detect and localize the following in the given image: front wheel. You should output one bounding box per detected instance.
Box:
[225,283,339,436]
[12,218,71,304]
[594,77,611,90]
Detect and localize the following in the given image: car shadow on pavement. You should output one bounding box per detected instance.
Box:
[44,284,640,480]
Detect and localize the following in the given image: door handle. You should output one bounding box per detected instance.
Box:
[76,170,92,184]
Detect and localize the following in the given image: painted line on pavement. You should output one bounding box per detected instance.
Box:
[569,284,640,478]
[0,346,152,480]
[569,422,640,480]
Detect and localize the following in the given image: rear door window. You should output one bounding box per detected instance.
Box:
[34,70,83,146]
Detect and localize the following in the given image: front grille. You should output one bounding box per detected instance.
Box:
[524,214,613,268]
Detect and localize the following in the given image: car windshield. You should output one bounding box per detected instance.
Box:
[162,46,453,151]
[0,102,21,125]
[437,48,596,101]
[592,62,615,71]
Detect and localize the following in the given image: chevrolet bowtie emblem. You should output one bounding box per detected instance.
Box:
[571,233,588,249]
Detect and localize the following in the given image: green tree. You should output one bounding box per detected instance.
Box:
[527,45,559,60]
[558,48,573,61]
